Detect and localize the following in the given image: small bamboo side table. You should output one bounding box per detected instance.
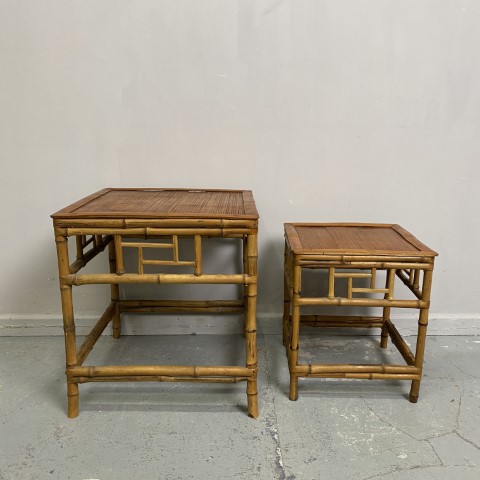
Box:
[283,223,438,403]
[52,188,259,418]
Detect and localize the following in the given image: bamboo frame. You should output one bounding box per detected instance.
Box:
[67,227,254,237]
[52,189,259,419]
[108,240,121,338]
[69,365,253,378]
[62,273,254,286]
[76,376,249,383]
[118,300,244,314]
[283,223,437,403]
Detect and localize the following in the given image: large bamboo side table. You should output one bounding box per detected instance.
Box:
[283,223,437,403]
[52,188,259,418]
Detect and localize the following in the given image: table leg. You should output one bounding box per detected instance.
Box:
[283,277,291,348]
[55,234,79,418]
[245,234,258,418]
[242,236,248,338]
[381,269,396,348]
[282,244,291,347]
[380,306,390,349]
[289,265,301,401]
[410,269,433,403]
[108,241,121,338]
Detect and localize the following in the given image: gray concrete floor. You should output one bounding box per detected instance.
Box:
[1,333,480,479]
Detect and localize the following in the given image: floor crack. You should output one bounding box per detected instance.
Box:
[447,359,480,380]
[363,463,457,480]
[364,401,418,442]
[455,431,480,452]
[426,438,445,466]
[263,337,296,480]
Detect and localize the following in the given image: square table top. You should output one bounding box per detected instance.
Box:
[52,188,259,220]
[285,223,438,257]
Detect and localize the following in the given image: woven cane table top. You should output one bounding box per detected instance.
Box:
[285,223,437,257]
[52,188,259,220]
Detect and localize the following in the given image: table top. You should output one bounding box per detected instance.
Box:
[285,223,438,257]
[52,188,259,220]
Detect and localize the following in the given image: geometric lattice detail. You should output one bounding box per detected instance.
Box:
[121,235,202,275]
[77,234,105,253]
[397,268,423,300]
[75,234,109,263]
[401,268,421,290]
[328,267,392,300]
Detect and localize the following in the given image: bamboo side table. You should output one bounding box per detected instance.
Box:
[283,223,438,403]
[52,188,259,418]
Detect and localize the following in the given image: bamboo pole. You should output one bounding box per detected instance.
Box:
[296,254,434,264]
[75,236,85,263]
[380,269,395,348]
[119,300,244,315]
[119,300,244,308]
[296,298,423,308]
[108,241,121,338]
[298,315,383,329]
[413,268,421,289]
[124,218,258,229]
[334,272,372,278]
[67,227,254,237]
[370,268,377,288]
[386,268,396,300]
[409,268,434,403]
[380,307,390,349]
[122,242,174,249]
[282,242,291,347]
[54,218,258,229]
[245,233,258,418]
[327,267,335,299]
[138,246,144,275]
[76,303,115,366]
[289,264,302,401]
[142,260,195,267]
[55,233,79,418]
[385,320,416,365]
[242,235,248,337]
[76,376,249,383]
[293,364,419,374]
[173,235,179,262]
[114,235,125,275]
[194,235,202,276]
[63,273,254,285]
[120,305,243,314]
[304,373,421,381]
[69,365,253,378]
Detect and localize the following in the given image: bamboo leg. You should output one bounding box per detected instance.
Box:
[380,306,390,349]
[55,234,79,418]
[283,274,291,348]
[242,236,248,338]
[380,269,395,348]
[282,243,291,347]
[194,234,202,276]
[245,234,258,418]
[114,235,125,275]
[289,264,301,401]
[409,269,433,403]
[380,307,390,348]
[109,241,121,338]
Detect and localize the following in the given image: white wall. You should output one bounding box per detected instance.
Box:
[1,1,479,333]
